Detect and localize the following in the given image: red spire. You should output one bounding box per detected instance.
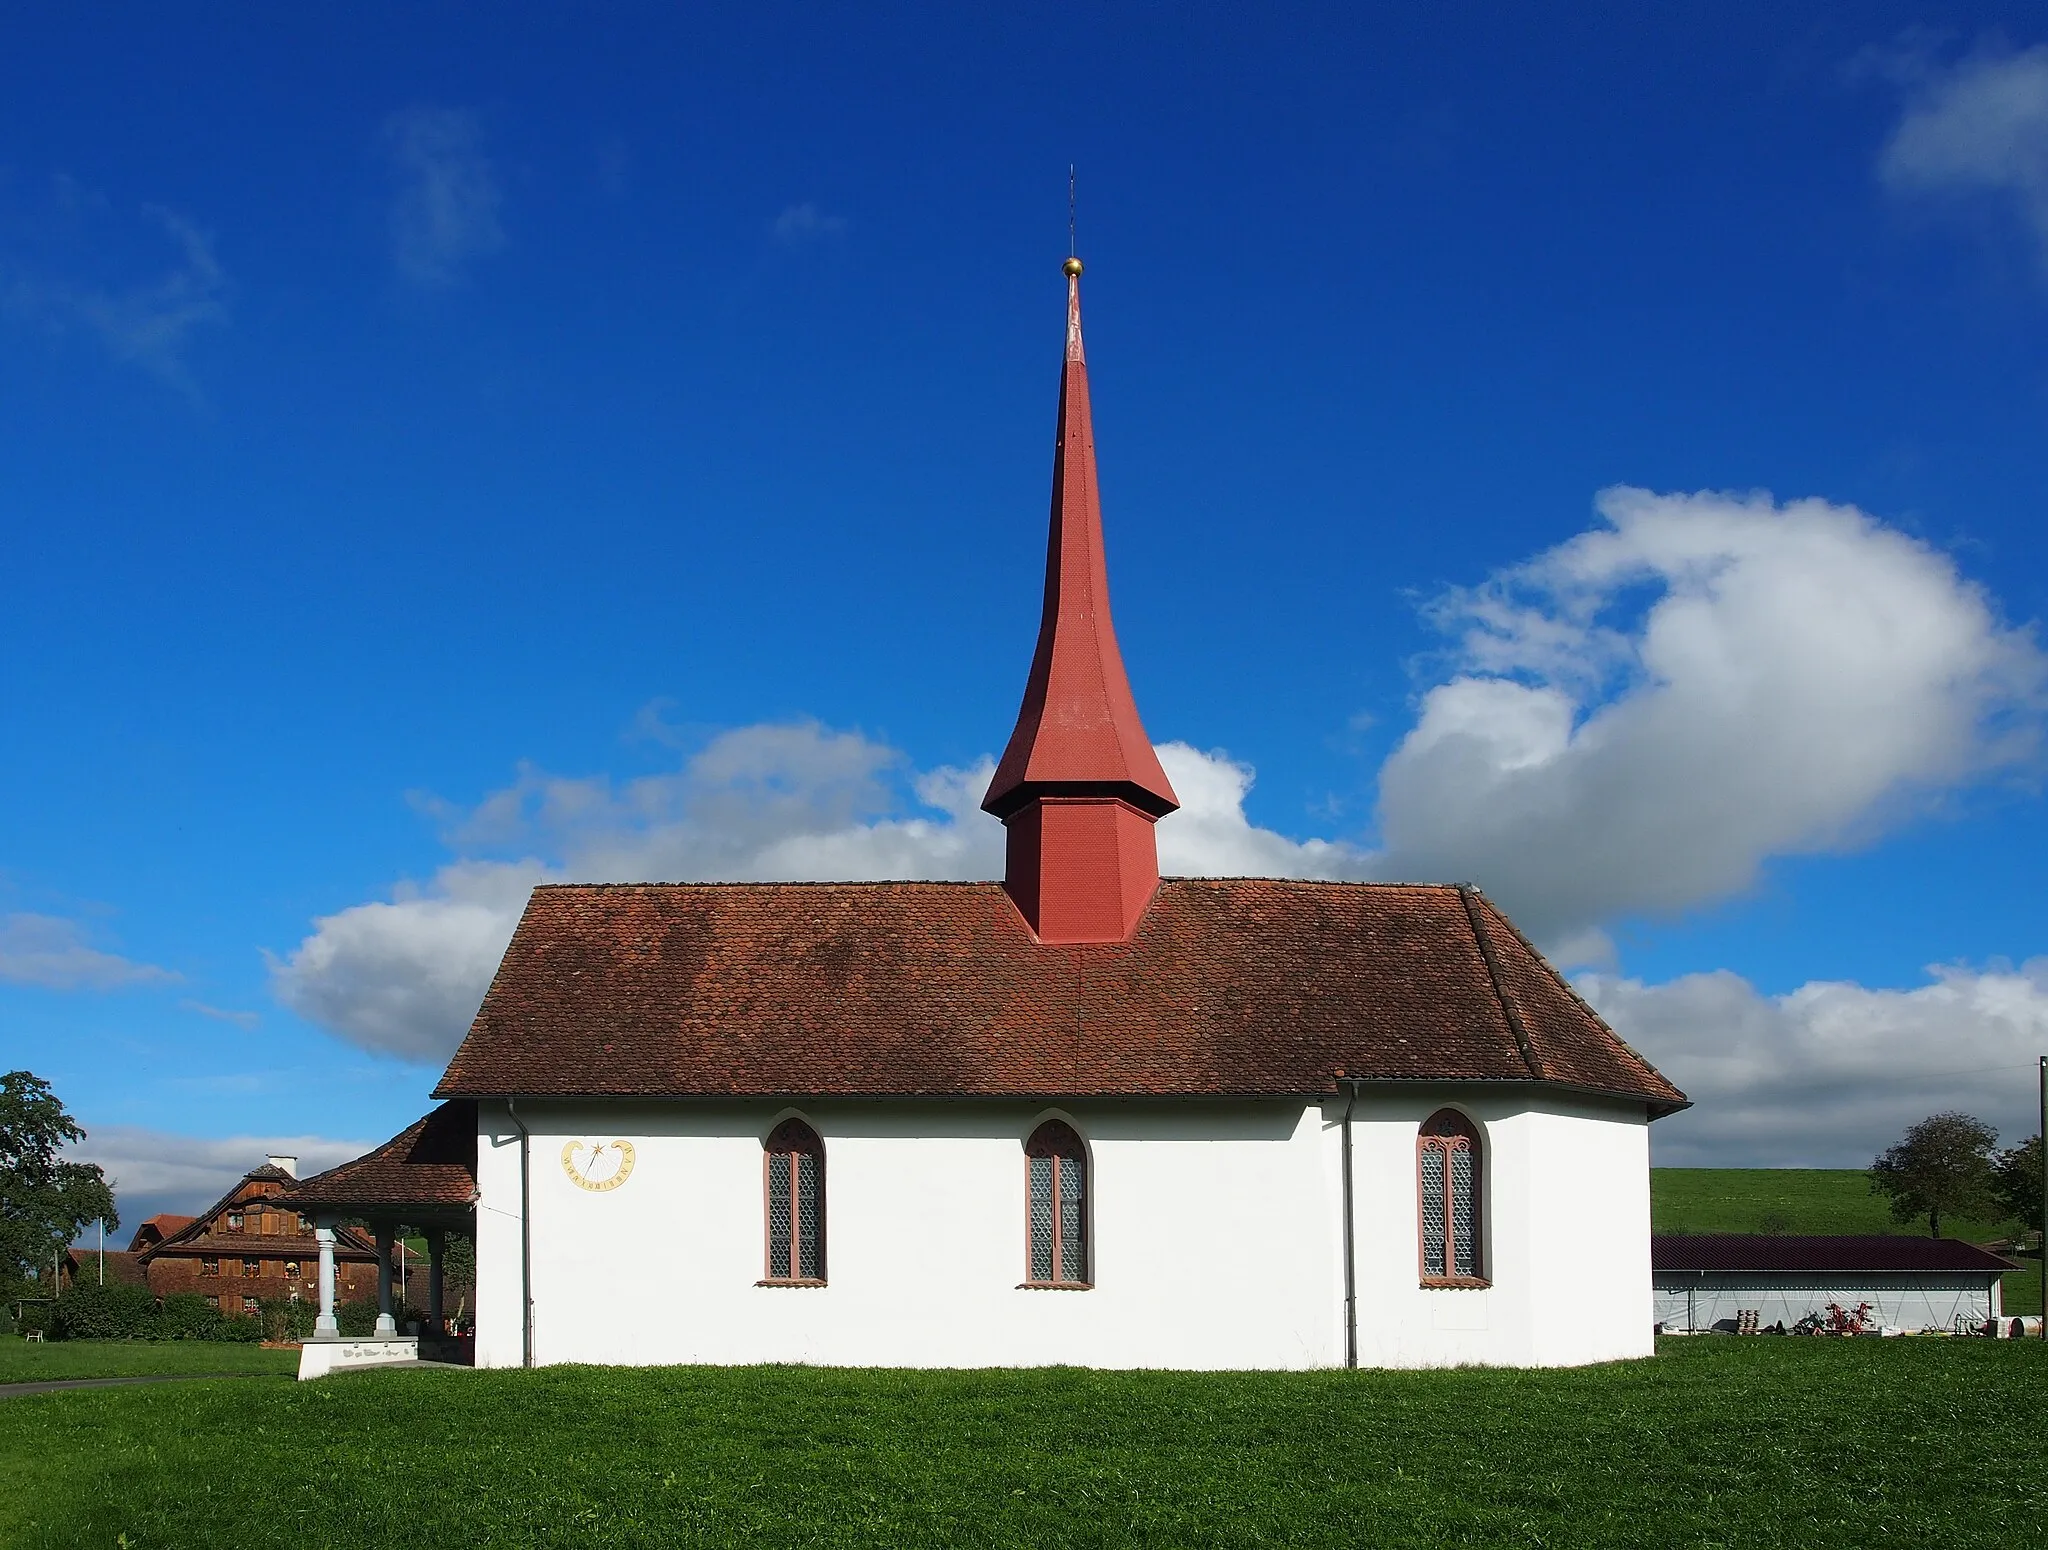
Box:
[984,258,1178,944]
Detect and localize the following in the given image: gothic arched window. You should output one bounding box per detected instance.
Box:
[1025,1120,1089,1286]
[1418,1109,1484,1285]
[763,1118,825,1283]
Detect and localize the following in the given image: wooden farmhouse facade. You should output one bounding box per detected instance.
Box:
[130,1159,400,1309]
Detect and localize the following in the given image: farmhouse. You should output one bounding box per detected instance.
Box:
[133,1157,402,1310]
[289,258,1687,1371]
[1653,1235,2018,1334]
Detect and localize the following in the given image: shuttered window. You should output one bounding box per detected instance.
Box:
[1024,1121,1088,1286]
[1417,1109,1485,1285]
[762,1119,825,1284]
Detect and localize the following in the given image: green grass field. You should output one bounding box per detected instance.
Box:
[2,1342,2043,1547]
[1651,1167,2017,1239]
[1652,1167,2040,1314]
[0,1340,297,1385]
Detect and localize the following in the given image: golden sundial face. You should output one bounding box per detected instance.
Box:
[560,1139,636,1192]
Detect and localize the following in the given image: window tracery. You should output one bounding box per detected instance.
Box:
[762,1118,825,1283]
[1024,1120,1088,1286]
[1418,1108,1485,1286]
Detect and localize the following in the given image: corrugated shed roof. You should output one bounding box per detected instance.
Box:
[1653,1235,2019,1273]
[432,879,1684,1111]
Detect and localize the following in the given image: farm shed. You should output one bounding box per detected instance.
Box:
[1653,1236,2016,1333]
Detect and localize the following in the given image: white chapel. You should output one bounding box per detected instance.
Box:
[286,257,1686,1373]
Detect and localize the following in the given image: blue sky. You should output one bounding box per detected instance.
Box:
[7,5,2048,1223]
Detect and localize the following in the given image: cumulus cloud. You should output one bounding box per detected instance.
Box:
[273,488,2045,1174]
[0,912,176,991]
[1376,487,2043,953]
[272,723,1353,1061]
[771,202,849,245]
[271,860,548,1062]
[1584,962,2048,1167]
[383,107,505,285]
[1880,43,2048,267]
[66,1125,372,1232]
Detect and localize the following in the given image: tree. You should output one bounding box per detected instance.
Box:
[0,1071,118,1295]
[1868,1111,1998,1238]
[1992,1133,2043,1238]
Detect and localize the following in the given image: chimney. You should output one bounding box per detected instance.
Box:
[268,1154,298,1179]
[982,256,1178,943]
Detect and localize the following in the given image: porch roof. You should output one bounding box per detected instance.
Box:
[283,1100,478,1221]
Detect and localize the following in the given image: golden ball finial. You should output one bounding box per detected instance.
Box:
[1063,256,1084,278]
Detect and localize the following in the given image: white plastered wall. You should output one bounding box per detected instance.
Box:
[1338,1088,1651,1369]
[476,1099,1336,1371]
[474,1088,1654,1372]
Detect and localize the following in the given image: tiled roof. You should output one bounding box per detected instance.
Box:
[434,880,1684,1112]
[67,1248,149,1287]
[1653,1236,2019,1274]
[146,1233,366,1258]
[284,1101,479,1213]
[142,1166,373,1263]
[129,1213,197,1250]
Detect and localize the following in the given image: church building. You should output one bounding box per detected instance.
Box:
[289,257,1686,1371]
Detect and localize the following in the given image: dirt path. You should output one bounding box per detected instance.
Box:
[0,1373,273,1399]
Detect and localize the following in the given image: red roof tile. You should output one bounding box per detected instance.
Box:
[283,1101,479,1213]
[432,880,1685,1112]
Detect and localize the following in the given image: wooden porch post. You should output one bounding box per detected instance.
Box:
[426,1228,446,1333]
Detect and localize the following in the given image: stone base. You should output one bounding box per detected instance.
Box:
[297,1335,419,1381]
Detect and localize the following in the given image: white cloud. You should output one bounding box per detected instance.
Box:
[272,723,1351,1061]
[273,489,2046,1175]
[1583,962,2048,1167]
[66,1125,372,1233]
[1375,487,2043,950]
[270,860,549,1062]
[383,107,505,285]
[1880,43,2048,266]
[0,912,177,991]
[771,202,849,245]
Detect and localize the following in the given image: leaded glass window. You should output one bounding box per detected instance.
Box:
[1025,1120,1088,1285]
[1417,1109,1483,1284]
[763,1118,825,1283]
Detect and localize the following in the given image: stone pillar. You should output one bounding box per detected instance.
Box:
[373,1223,397,1337]
[426,1228,446,1333]
[314,1224,339,1338]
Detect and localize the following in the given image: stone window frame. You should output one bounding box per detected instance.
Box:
[758,1117,826,1286]
[1417,1107,1489,1289]
[1021,1119,1091,1289]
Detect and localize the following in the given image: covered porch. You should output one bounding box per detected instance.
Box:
[281,1099,479,1378]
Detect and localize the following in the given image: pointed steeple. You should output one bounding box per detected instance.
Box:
[984,257,1178,944]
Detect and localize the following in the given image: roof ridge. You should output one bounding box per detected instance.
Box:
[528,877,1473,893]
[1458,885,1542,1080]
[1465,888,1681,1105]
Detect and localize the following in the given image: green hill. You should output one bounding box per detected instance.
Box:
[1652,1167,2037,1315]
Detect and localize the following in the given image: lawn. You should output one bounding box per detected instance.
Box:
[1652,1167,2040,1314]
[1650,1167,2018,1238]
[2,1341,2044,1547]
[0,1339,297,1385]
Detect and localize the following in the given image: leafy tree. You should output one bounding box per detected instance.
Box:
[1868,1111,1998,1238]
[1992,1133,2043,1238]
[0,1071,118,1295]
